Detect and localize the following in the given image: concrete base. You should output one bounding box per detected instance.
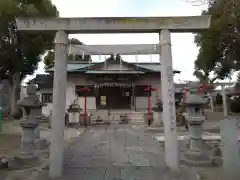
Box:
[181,149,212,167]
[144,112,153,125]
[161,166,199,180]
[35,138,49,150]
[79,116,91,126]
[8,152,39,170]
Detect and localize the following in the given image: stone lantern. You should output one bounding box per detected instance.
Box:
[182,83,211,166]
[8,84,42,169]
[23,84,48,150]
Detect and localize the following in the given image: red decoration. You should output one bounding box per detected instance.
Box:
[79,87,90,126]
[198,83,209,93]
[144,85,159,126]
[79,87,90,92]
[144,86,158,92]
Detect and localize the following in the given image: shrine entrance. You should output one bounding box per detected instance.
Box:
[97,86,132,109]
[15,15,211,178]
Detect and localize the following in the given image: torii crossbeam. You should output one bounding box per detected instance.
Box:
[69,44,160,55]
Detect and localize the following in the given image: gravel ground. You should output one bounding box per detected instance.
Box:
[0,134,21,157]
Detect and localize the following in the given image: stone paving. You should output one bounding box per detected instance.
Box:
[1,121,86,180]
[39,124,199,180]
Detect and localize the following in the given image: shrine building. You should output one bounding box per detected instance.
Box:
[32,58,180,116]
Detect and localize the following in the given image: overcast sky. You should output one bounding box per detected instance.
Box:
[25,0,210,83]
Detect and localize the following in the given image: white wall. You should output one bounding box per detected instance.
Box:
[37,80,78,116]
[65,80,77,109]
[78,97,96,110]
[37,88,53,116]
[38,73,162,115]
[135,75,161,110]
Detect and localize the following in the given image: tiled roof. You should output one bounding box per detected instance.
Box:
[47,61,180,73]
[134,63,161,72]
[32,74,53,84]
[47,63,92,72]
[85,70,145,74]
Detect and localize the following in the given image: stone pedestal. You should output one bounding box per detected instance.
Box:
[34,117,49,150]
[152,111,163,127]
[8,119,39,169]
[183,120,211,166]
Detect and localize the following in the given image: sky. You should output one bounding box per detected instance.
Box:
[25,0,210,83]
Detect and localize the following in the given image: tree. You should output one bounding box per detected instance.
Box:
[0,0,58,117]
[194,0,240,83]
[44,38,91,69]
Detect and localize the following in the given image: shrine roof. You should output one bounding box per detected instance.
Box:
[47,61,180,73]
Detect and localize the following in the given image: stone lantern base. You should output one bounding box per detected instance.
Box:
[181,118,212,166]
[34,118,50,150]
[8,119,39,170]
[8,152,39,170]
[181,149,212,167]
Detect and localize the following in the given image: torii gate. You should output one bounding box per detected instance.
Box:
[15,16,211,177]
[69,44,160,55]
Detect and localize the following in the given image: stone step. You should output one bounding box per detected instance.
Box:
[128,116,144,119]
[109,111,145,115]
[127,116,144,120]
[128,118,145,121]
[128,120,145,125]
[91,114,145,121]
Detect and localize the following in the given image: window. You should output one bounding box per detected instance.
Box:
[42,93,53,103]
[100,96,106,106]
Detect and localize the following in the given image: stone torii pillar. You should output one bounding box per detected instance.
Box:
[49,30,68,178]
[221,85,228,116]
[160,29,179,171]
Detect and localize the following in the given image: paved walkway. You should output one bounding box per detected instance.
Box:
[48,124,198,180]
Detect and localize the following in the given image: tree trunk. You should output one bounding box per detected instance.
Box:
[9,72,21,118]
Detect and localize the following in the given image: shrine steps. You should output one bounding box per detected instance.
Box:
[90,109,146,125]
